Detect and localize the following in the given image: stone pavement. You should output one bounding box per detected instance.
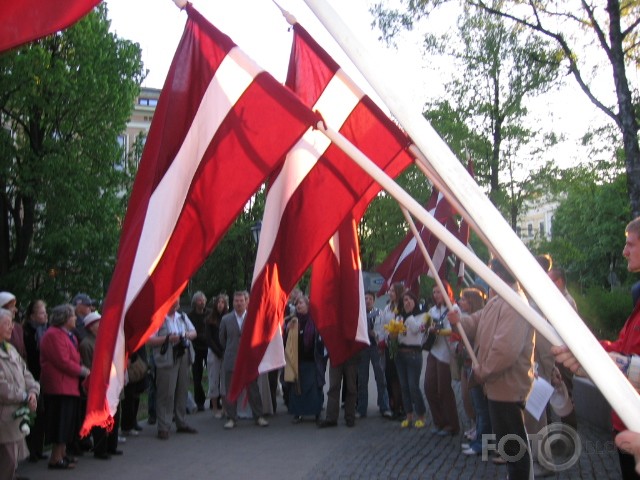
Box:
[18,367,621,480]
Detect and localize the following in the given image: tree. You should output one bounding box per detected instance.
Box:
[0,5,145,302]
[372,0,640,217]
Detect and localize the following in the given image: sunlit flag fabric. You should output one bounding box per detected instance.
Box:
[80,4,319,434]
[454,159,474,285]
[377,187,459,294]
[0,0,100,52]
[229,23,413,399]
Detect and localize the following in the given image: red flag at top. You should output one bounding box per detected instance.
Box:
[0,0,100,52]
[229,23,413,400]
[81,5,318,435]
[377,187,459,294]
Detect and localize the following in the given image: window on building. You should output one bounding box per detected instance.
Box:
[539,222,545,237]
[516,226,522,237]
[527,224,533,237]
[115,134,128,172]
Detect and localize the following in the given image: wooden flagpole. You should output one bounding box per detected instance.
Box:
[400,206,479,367]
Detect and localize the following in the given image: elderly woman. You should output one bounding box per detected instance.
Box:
[40,304,89,470]
[0,307,39,480]
[0,291,26,360]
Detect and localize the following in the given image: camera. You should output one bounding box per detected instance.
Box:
[173,335,189,358]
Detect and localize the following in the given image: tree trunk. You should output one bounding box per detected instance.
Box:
[608,0,640,218]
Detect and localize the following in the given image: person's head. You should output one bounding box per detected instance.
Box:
[458,288,486,314]
[432,281,454,307]
[167,298,181,315]
[625,217,640,273]
[0,292,17,320]
[365,292,375,311]
[84,312,101,335]
[26,299,47,326]
[0,308,13,341]
[388,282,405,306]
[548,268,567,291]
[295,295,310,315]
[535,254,553,273]
[489,258,516,285]
[49,304,76,330]
[191,291,207,312]
[72,293,93,318]
[233,290,248,315]
[402,291,419,315]
[289,288,303,305]
[215,293,229,315]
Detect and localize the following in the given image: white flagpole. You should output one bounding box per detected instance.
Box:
[400,206,479,367]
[311,117,640,429]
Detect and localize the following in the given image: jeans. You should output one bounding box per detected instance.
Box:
[357,345,390,416]
[469,385,491,452]
[395,349,426,417]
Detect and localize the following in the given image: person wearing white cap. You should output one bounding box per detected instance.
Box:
[0,291,26,360]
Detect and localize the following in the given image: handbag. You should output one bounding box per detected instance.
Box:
[421,329,438,351]
[127,355,148,384]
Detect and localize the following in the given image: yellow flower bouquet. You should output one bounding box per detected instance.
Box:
[384,319,406,359]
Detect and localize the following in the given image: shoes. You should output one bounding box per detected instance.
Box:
[256,416,269,427]
[464,427,476,440]
[462,447,479,456]
[48,458,76,470]
[108,450,123,456]
[382,410,393,419]
[414,419,426,428]
[346,419,355,427]
[292,415,303,424]
[437,429,457,437]
[355,412,362,419]
[533,462,554,477]
[133,424,143,431]
[430,427,441,434]
[94,452,111,460]
[64,456,78,464]
[117,436,126,443]
[121,429,139,437]
[318,420,337,428]
[176,425,198,434]
[224,419,236,430]
[460,443,470,450]
[400,419,410,428]
[157,431,169,440]
[214,411,223,419]
[147,416,156,425]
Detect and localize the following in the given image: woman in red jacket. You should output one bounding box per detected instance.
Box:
[39,304,90,470]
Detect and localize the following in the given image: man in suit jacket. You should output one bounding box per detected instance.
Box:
[219,290,269,429]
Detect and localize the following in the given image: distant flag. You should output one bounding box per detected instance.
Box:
[81,4,318,435]
[377,187,459,294]
[229,23,413,399]
[0,0,100,52]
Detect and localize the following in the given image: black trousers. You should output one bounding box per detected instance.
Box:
[92,407,120,455]
[488,400,531,480]
[191,348,208,407]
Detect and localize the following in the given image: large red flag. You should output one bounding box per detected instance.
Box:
[229,23,412,399]
[309,216,368,367]
[377,187,459,294]
[81,5,318,434]
[0,0,100,52]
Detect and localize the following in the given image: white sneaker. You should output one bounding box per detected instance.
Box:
[382,410,393,419]
[223,419,236,430]
[462,447,479,456]
[214,411,223,419]
[256,416,269,427]
[460,443,470,449]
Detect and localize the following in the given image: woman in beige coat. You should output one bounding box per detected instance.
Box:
[0,307,39,480]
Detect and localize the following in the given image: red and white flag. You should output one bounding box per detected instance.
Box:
[229,23,412,399]
[0,0,100,52]
[377,187,459,294]
[81,5,318,434]
[309,216,368,367]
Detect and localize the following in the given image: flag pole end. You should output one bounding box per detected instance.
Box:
[272,0,297,26]
[173,0,188,10]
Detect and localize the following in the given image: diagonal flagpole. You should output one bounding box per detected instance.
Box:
[302,0,640,430]
[400,206,479,368]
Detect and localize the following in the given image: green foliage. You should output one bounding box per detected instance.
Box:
[0,4,145,303]
[574,286,633,340]
[540,171,631,289]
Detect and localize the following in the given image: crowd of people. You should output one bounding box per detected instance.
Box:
[5,218,640,479]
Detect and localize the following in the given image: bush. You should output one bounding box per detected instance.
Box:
[573,285,633,340]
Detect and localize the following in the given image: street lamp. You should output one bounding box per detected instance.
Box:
[251,220,262,245]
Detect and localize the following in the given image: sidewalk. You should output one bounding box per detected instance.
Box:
[18,367,620,479]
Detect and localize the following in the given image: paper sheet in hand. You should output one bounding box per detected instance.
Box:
[525,376,554,421]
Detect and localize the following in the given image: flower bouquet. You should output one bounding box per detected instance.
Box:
[384,319,406,359]
[13,405,34,436]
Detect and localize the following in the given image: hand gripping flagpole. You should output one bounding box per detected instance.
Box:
[303,0,640,431]
[400,206,478,368]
